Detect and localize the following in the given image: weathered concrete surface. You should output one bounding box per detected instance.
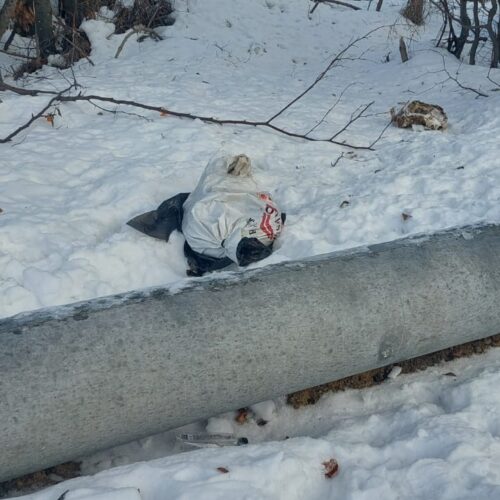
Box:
[1,224,500,481]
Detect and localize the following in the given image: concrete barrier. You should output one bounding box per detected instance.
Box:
[1,224,500,481]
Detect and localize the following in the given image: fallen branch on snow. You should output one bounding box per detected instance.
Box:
[115,24,163,59]
[431,50,489,98]
[0,27,391,149]
[310,0,361,14]
[0,90,380,148]
[0,85,73,143]
[487,68,500,89]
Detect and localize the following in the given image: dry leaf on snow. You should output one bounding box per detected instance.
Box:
[323,458,339,479]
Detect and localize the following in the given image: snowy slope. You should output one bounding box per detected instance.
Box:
[1,0,499,318]
[2,1,500,498]
[10,346,500,500]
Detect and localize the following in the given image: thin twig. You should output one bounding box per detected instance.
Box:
[444,68,488,96]
[90,100,153,121]
[436,17,447,47]
[115,24,163,59]
[368,116,392,148]
[331,152,345,167]
[330,101,374,140]
[431,50,488,97]
[0,47,38,60]
[63,34,95,66]
[0,87,70,143]
[487,68,500,88]
[56,490,69,500]
[115,29,138,59]
[311,0,361,11]
[0,72,59,95]
[305,82,358,136]
[265,25,387,124]
[310,1,320,14]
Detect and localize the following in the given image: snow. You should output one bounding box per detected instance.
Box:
[1,0,500,498]
[1,0,499,319]
[9,346,500,500]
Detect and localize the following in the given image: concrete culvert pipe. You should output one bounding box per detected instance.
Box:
[1,224,500,482]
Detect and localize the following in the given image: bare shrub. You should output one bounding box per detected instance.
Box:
[114,0,174,34]
[433,0,500,68]
[2,0,175,77]
[401,0,425,25]
[59,0,112,28]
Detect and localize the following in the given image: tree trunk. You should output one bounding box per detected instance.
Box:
[60,0,86,28]
[469,0,480,65]
[33,0,55,59]
[401,0,424,25]
[497,1,500,63]
[454,0,470,58]
[485,0,499,68]
[0,0,17,42]
[399,36,409,62]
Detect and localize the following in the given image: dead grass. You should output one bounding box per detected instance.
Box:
[7,0,173,78]
[287,333,500,408]
[0,463,80,498]
[114,0,174,34]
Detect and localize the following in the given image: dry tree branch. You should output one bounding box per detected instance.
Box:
[311,0,361,11]
[368,116,392,148]
[0,89,382,149]
[487,68,500,88]
[89,100,154,121]
[0,48,38,60]
[330,101,374,140]
[0,28,393,149]
[0,88,379,148]
[431,50,489,97]
[0,87,71,143]
[305,82,358,136]
[0,70,57,94]
[114,29,139,59]
[115,24,163,59]
[265,25,387,124]
[331,152,345,167]
[310,1,321,14]
[444,69,488,96]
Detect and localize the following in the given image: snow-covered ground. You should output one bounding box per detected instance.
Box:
[1,0,499,318]
[2,0,500,498]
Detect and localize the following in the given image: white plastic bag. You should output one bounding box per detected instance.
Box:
[182,154,284,263]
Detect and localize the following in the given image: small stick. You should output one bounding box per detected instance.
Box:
[317,0,361,11]
[399,37,409,62]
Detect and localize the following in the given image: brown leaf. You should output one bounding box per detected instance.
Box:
[45,114,55,127]
[402,212,412,221]
[323,458,339,479]
[235,408,249,424]
[217,467,229,474]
